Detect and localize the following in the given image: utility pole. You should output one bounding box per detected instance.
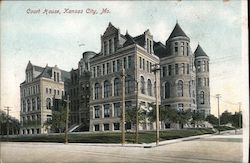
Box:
[121,65,126,145]
[4,106,12,141]
[135,81,139,144]
[216,94,221,134]
[238,102,241,129]
[64,95,70,144]
[152,64,161,146]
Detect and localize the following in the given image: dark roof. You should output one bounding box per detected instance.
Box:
[194,44,208,57]
[33,65,44,72]
[133,34,145,47]
[36,66,51,79]
[167,23,188,40]
[153,41,167,58]
[103,22,118,36]
[123,33,136,47]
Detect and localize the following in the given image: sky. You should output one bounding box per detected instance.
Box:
[0,1,247,120]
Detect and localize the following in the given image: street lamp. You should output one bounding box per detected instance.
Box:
[151,64,161,146]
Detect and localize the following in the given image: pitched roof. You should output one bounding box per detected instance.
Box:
[123,33,136,47]
[194,44,208,57]
[167,23,188,40]
[103,22,118,36]
[153,41,167,58]
[133,34,145,47]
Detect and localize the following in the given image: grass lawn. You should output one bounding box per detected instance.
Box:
[0,128,214,144]
[213,125,236,132]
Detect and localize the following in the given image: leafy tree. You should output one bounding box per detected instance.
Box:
[43,109,66,133]
[177,109,192,128]
[125,106,147,127]
[191,111,205,127]
[205,114,218,125]
[220,110,232,125]
[231,111,242,128]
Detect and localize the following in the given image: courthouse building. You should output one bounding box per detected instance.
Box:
[20,61,70,134]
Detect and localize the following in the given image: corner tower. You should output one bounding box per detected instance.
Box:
[194,44,211,117]
[159,23,197,114]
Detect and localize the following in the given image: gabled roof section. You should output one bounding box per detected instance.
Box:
[36,65,51,79]
[167,23,188,40]
[123,33,136,47]
[133,34,145,48]
[26,60,33,71]
[103,22,118,36]
[194,44,208,57]
[33,65,44,72]
[153,41,167,58]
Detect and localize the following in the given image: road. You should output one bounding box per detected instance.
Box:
[0,130,243,163]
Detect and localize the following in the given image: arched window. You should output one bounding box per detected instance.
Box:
[114,78,120,96]
[140,76,145,94]
[27,99,31,111]
[165,82,170,98]
[32,98,35,110]
[46,98,51,109]
[22,100,26,112]
[104,80,110,98]
[94,83,100,99]
[147,79,152,96]
[200,91,205,104]
[37,97,40,110]
[125,76,132,94]
[177,80,183,97]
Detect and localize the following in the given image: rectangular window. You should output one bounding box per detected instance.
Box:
[107,62,110,74]
[114,123,120,130]
[207,61,209,72]
[97,66,100,77]
[142,59,145,70]
[175,64,179,75]
[168,65,172,76]
[113,61,116,72]
[109,39,112,54]
[49,89,52,94]
[123,57,127,69]
[94,106,100,118]
[128,56,132,68]
[197,61,201,72]
[54,90,56,95]
[46,88,48,94]
[104,124,109,131]
[54,72,56,81]
[139,57,142,69]
[93,67,96,78]
[57,73,59,82]
[182,63,185,74]
[94,124,99,131]
[162,66,166,77]
[102,64,105,75]
[117,59,120,72]
[187,64,190,74]
[187,43,189,56]
[150,62,152,73]
[104,104,110,118]
[181,46,184,56]
[114,103,120,117]
[104,41,107,55]
[198,78,201,87]
[147,61,149,72]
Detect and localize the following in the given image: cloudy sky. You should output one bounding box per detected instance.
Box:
[0,1,247,119]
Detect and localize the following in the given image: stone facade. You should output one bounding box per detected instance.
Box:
[20,61,70,134]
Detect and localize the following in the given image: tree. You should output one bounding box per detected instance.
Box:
[231,111,242,128]
[205,114,218,125]
[191,111,205,127]
[43,109,66,133]
[220,110,232,125]
[125,106,147,129]
[177,109,192,128]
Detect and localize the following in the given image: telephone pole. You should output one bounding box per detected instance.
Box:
[121,66,126,145]
[64,95,70,144]
[4,106,12,141]
[135,81,139,144]
[216,94,221,134]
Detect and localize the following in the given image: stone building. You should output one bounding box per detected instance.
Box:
[20,61,70,134]
[89,23,160,132]
[69,51,96,131]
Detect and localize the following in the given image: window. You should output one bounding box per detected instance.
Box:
[175,64,179,75]
[94,106,100,118]
[46,98,51,109]
[37,97,40,110]
[49,89,52,94]
[27,99,31,111]
[23,100,26,112]
[182,63,185,74]
[107,62,110,74]
[123,57,127,69]
[150,62,152,73]
[128,56,132,68]
[114,78,120,96]
[187,43,189,56]
[102,64,105,75]
[117,59,120,72]
[57,90,59,95]
[104,80,110,98]
[178,103,184,111]
[168,65,172,76]
[93,67,96,78]
[189,81,191,97]
[140,76,145,94]
[46,88,48,94]
[197,61,201,72]
[187,64,189,74]
[165,82,170,98]
[32,98,35,110]
[150,40,152,54]
[104,124,109,131]
[54,89,56,95]
[125,76,132,94]
[97,66,100,77]
[142,59,145,70]
[114,37,117,52]
[57,73,59,82]
[147,38,149,53]
[94,124,100,131]
[94,83,100,99]
[207,61,209,72]
[114,123,120,130]
[162,66,166,77]
[113,61,116,72]
[203,61,206,72]
[114,103,120,117]
[139,57,142,69]
[147,79,152,96]
[174,42,178,54]
[104,104,110,118]
[198,78,201,87]
[181,46,184,55]
[200,91,205,104]
[177,80,183,97]
[54,72,56,81]
[147,61,149,72]
[109,39,112,54]
[207,78,209,86]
